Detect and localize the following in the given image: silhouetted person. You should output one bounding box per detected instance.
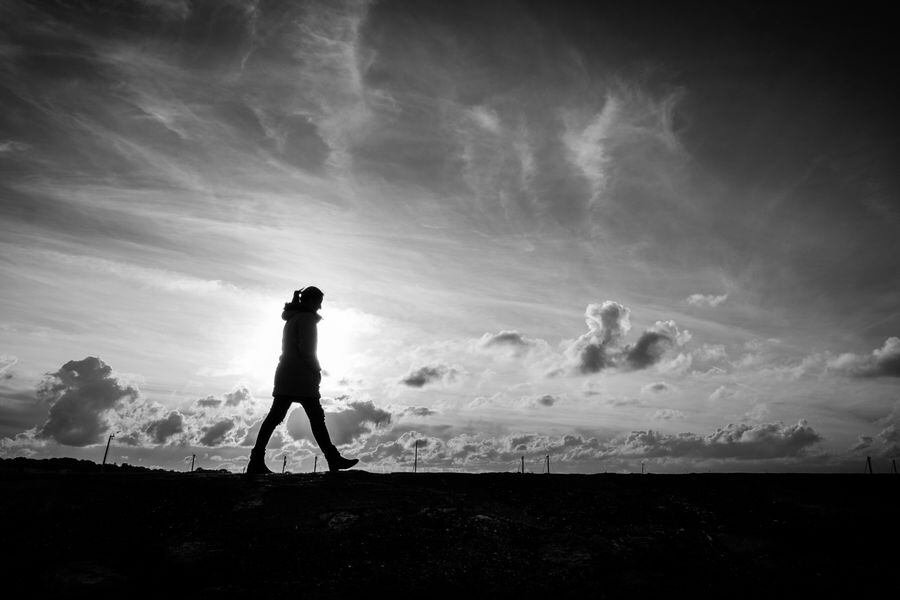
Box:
[247,286,358,474]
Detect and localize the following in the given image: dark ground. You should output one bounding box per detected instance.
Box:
[2,459,897,598]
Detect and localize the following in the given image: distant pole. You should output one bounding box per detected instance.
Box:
[190,454,195,472]
[101,433,115,467]
[414,440,419,473]
[282,455,287,474]
[521,456,524,474]
[546,454,550,475]
[313,456,317,473]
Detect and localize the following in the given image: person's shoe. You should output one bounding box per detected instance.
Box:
[327,455,359,472]
[246,450,273,475]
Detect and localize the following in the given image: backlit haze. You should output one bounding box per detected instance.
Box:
[2,0,899,473]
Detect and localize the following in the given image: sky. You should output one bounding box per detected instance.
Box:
[1,0,898,473]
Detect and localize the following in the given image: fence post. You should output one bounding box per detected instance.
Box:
[102,434,114,467]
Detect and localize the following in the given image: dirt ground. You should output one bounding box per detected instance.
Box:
[2,462,897,598]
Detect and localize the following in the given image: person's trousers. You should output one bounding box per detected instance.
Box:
[252,395,337,459]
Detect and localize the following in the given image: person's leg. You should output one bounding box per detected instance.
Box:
[248,396,292,474]
[299,397,358,471]
[298,396,336,458]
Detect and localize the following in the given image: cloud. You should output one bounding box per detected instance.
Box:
[744,403,770,421]
[0,383,46,440]
[286,400,391,446]
[35,357,139,446]
[565,302,688,375]
[641,382,670,395]
[525,394,559,407]
[561,94,619,204]
[239,418,284,449]
[687,293,729,307]
[0,354,17,376]
[346,417,822,471]
[625,330,674,370]
[0,140,30,153]
[145,411,184,444]
[827,337,900,378]
[224,387,251,406]
[478,330,539,354]
[199,418,234,446]
[852,403,900,458]
[196,396,222,408]
[402,406,437,417]
[851,435,874,452]
[567,301,631,374]
[708,386,736,402]
[468,106,501,134]
[400,365,459,388]
[652,409,685,421]
[611,420,821,459]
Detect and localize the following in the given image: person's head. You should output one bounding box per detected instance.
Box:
[297,286,323,310]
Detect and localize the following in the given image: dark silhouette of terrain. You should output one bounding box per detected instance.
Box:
[2,458,897,597]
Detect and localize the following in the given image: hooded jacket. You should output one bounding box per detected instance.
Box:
[272,306,322,398]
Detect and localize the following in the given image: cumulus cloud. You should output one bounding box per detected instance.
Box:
[145,411,184,444]
[3,356,268,451]
[641,382,670,395]
[626,330,674,369]
[611,420,821,459]
[348,417,823,471]
[565,302,688,375]
[239,419,284,449]
[827,337,900,378]
[287,400,390,446]
[567,301,631,373]
[400,365,459,388]
[478,330,540,355]
[402,406,437,417]
[199,418,234,446]
[224,387,251,406]
[652,409,685,421]
[687,293,728,307]
[693,344,728,365]
[35,357,139,446]
[525,394,559,407]
[852,403,900,458]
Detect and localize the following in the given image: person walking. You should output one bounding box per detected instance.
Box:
[247,286,358,474]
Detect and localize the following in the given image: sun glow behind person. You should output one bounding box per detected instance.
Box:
[317,305,382,384]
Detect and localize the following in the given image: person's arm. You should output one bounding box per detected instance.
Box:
[295,315,321,374]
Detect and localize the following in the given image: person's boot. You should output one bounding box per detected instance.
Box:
[327,453,359,472]
[246,448,273,475]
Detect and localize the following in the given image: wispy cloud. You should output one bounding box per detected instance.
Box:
[687,293,729,308]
